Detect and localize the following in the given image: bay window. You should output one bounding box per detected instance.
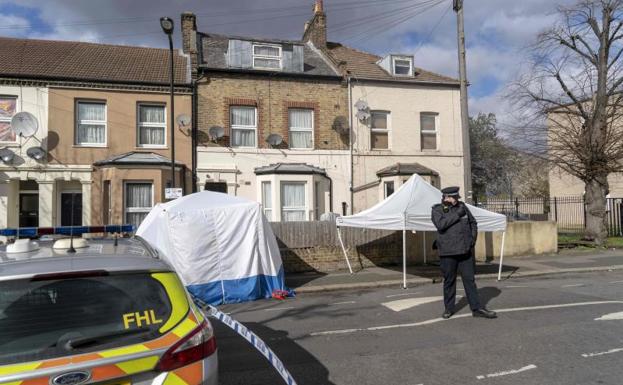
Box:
[281,182,306,222]
[124,182,153,228]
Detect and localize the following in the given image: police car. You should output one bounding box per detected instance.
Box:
[0,226,218,385]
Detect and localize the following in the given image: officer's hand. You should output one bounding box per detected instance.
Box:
[456,205,466,217]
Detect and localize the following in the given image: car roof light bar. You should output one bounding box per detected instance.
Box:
[0,224,135,237]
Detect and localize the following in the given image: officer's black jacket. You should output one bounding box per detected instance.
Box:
[431,202,478,256]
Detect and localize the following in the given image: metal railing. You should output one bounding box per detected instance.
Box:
[475,196,623,236]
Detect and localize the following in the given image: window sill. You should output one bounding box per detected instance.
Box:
[73,144,107,148]
[137,146,168,150]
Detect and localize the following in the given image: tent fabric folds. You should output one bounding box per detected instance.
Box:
[337,174,507,232]
[137,191,288,305]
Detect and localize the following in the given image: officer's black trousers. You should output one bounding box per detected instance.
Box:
[439,253,481,312]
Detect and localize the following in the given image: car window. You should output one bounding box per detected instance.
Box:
[0,272,185,365]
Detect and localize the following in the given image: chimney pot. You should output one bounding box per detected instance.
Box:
[314,0,324,14]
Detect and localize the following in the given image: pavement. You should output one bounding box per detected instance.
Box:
[285,248,623,293]
[216,268,623,385]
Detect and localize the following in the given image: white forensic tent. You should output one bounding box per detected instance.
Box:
[137,191,288,305]
[336,174,508,287]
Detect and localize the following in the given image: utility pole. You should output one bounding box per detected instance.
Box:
[453,0,472,202]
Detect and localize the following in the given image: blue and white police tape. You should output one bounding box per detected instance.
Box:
[192,296,298,385]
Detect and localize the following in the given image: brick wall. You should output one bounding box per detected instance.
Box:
[196,73,349,150]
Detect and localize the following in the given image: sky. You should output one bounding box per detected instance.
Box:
[0,0,579,125]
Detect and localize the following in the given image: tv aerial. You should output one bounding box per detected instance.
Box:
[356,109,371,122]
[208,126,225,142]
[266,133,283,147]
[10,112,38,138]
[176,114,191,127]
[354,99,369,111]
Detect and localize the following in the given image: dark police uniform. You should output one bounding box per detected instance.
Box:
[431,187,482,315]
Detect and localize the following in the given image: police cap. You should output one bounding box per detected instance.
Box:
[441,186,461,198]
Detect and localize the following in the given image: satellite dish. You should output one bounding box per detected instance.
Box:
[266,134,283,146]
[356,110,371,122]
[354,99,369,111]
[176,114,191,127]
[332,116,349,135]
[0,148,14,164]
[208,126,225,140]
[26,146,46,161]
[10,112,39,138]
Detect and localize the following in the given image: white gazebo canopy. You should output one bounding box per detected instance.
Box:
[336,174,508,286]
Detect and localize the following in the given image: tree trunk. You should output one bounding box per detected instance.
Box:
[584,175,609,245]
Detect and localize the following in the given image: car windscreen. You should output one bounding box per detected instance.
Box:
[0,272,178,365]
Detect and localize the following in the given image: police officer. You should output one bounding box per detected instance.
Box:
[431,186,497,319]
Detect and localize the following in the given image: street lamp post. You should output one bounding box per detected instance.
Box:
[160,17,176,191]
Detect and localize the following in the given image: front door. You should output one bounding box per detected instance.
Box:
[60,192,83,226]
[19,193,39,227]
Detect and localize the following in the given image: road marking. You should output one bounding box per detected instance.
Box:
[310,300,623,336]
[582,348,623,358]
[382,296,461,312]
[386,292,421,298]
[609,280,623,284]
[562,284,584,288]
[504,285,529,288]
[595,311,623,321]
[330,301,356,305]
[264,306,295,312]
[476,364,537,380]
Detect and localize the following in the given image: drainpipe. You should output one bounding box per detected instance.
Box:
[347,75,354,214]
[191,74,206,193]
[191,79,198,193]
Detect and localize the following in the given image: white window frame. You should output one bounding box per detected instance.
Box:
[261,181,273,219]
[288,108,314,150]
[420,112,439,151]
[137,103,167,148]
[230,106,258,148]
[370,110,391,150]
[75,100,107,147]
[280,181,307,222]
[392,56,413,76]
[0,95,18,144]
[124,181,154,224]
[252,44,282,70]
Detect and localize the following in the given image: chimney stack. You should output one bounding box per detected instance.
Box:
[303,0,327,48]
[181,12,198,79]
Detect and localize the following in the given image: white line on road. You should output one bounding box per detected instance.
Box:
[562,284,584,288]
[264,307,296,312]
[504,285,529,288]
[382,296,461,312]
[582,348,623,358]
[386,292,421,298]
[476,364,537,380]
[595,311,623,321]
[609,280,623,284]
[330,301,357,305]
[310,300,623,336]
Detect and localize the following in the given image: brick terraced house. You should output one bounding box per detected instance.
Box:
[0,37,192,229]
[183,0,467,219]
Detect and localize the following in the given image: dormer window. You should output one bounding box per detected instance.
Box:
[392,56,413,76]
[253,44,282,69]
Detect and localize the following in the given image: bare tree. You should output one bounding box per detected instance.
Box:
[512,0,623,245]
